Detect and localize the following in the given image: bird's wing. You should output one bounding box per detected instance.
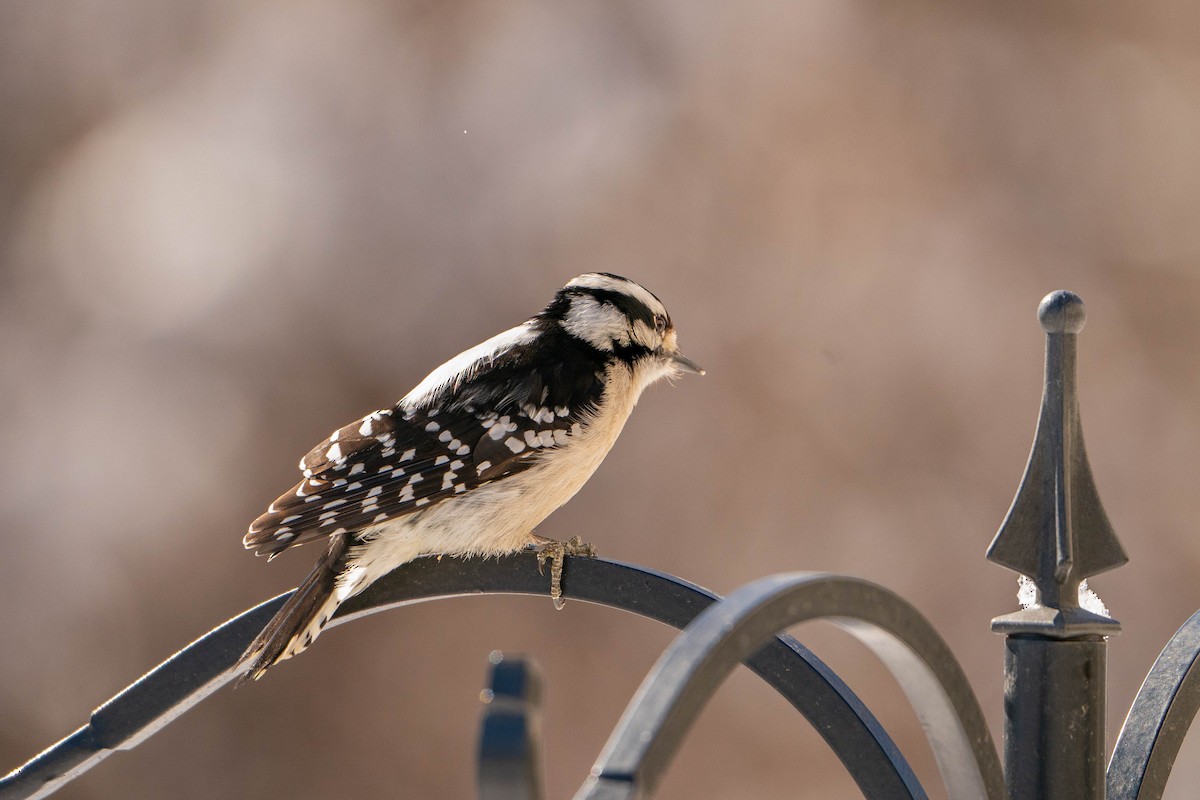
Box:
[246,320,610,558]
[244,399,592,558]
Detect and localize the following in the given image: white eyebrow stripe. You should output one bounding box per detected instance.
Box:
[565,273,666,318]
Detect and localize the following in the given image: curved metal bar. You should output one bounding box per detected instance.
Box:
[577,572,1005,800]
[0,554,923,800]
[1107,608,1200,800]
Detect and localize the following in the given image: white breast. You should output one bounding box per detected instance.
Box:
[335,360,649,599]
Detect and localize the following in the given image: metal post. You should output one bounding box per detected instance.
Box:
[987,290,1129,800]
[477,652,544,800]
[1002,637,1108,799]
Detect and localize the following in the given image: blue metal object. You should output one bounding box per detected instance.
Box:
[478,652,544,800]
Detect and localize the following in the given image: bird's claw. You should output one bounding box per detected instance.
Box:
[533,536,596,610]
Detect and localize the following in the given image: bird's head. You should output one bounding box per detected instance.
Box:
[544,272,704,387]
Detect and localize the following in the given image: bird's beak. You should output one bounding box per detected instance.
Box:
[670,352,706,376]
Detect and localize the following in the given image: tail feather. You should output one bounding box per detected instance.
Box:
[236,532,349,685]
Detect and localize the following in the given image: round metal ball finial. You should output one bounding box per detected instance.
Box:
[1038,290,1086,334]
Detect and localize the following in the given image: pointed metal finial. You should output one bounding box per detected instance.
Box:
[988,290,1127,637]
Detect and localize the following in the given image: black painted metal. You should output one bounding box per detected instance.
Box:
[0,593,286,800]
[576,572,1004,800]
[988,290,1125,800]
[478,652,544,800]
[1108,608,1200,800]
[0,554,921,800]
[988,290,1127,636]
[1004,637,1107,799]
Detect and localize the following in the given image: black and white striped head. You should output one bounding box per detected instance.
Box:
[544,273,703,383]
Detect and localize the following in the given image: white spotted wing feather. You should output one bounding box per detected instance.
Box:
[244,401,585,558]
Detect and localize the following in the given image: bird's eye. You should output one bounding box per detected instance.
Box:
[653,314,668,334]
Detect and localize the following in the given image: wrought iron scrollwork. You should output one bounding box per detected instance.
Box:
[1108,608,1200,800]
[0,555,922,800]
[575,573,1004,800]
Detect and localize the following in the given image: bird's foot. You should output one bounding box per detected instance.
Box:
[531,536,596,610]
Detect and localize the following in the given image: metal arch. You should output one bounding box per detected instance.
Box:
[1108,608,1200,800]
[577,572,1005,800]
[0,554,924,800]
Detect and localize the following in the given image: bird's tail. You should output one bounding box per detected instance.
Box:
[236,532,349,685]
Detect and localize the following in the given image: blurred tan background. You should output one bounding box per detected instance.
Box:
[4,1,1200,798]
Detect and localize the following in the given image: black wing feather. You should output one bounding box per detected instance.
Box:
[245,323,607,558]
